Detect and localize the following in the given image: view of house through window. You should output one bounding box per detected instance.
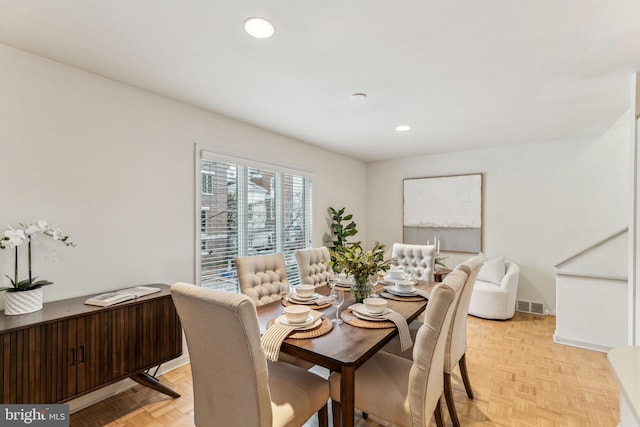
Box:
[198,151,312,292]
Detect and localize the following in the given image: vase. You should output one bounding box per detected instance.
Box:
[350,276,371,303]
[4,287,43,315]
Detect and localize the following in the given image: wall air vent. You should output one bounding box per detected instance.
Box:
[516,300,545,315]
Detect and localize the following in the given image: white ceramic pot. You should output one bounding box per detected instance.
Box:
[4,287,43,315]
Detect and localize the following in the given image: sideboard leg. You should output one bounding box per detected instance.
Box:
[130,372,180,398]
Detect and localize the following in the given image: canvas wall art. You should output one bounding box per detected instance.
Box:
[403,173,482,253]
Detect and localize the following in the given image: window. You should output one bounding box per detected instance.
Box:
[197,148,313,292]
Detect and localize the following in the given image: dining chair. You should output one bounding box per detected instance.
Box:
[295,246,335,288]
[236,252,289,306]
[170,282,329,427]
[329,271,466,427]
[381,254,484,427]
[391,243,436,282]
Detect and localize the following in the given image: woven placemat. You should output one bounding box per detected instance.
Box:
[340,309,395,329]
[380,291,426,302]
[266,317,333,339]
[281,297,332,310]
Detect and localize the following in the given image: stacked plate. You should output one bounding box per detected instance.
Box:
[289,292,321,304]
[383,285,418,297]
[275,315,322,330]
[350,303,393,322]
[334,279,352,288]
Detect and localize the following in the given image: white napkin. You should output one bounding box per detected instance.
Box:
[414,289,430,299]
[261,309,325,362]
[349,304,413,352]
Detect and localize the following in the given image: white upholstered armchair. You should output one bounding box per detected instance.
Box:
[391,243,436,282]
[468,257,520,320]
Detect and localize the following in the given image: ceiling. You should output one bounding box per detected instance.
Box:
[1,1,640,162]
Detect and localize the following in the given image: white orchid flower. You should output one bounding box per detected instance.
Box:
[3,227,26,247]
[51,228,63,240]
[24,222,43,235]
[37,220,51,231]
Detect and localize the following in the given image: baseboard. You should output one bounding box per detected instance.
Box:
[68,352,190,413]
[553,331,613,353]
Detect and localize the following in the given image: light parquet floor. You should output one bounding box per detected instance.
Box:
[70,313,620,427]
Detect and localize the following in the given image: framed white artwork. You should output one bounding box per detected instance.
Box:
[403,173,482,253]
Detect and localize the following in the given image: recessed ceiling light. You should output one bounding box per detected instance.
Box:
[350,93,367,100]
[395,125,411,132]
[244,17,275,39]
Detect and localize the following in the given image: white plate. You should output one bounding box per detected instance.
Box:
[277,315,316,327]
[334,281,352,288]
[276,315,322,330]
[350,303,391,317]
[384,286,418,296]
[352,310,389,322]
[291,292,319,301]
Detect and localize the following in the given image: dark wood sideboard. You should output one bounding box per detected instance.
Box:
[0,283,182,404]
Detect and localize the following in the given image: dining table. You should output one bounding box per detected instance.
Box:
[257,280,434,427]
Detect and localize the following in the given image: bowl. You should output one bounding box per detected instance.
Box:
[295,284,315,298]
[388,268,404,279]
[363,298,388,314]
[283,305,310,324]
[395,280,415,293]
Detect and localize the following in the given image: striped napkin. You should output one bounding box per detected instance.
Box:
[261,310,325,362]
[349,304,413,352]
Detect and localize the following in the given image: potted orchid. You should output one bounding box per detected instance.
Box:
[1,221,75,315]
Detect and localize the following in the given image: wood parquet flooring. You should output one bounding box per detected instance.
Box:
[70,313,620,427]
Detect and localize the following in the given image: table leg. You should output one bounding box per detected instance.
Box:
[340,365,355,427]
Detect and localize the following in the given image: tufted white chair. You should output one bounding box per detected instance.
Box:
[468,257,520,320]
[329,271,466,427]
[295,247,335,288]
[170,283,329,427]
[391,243,436,282]
[236,253,289,306]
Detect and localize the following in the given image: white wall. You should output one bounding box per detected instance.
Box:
[366,115,630,311]
[0,43,366,304]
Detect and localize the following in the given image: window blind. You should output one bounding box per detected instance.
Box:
[198,149,313,291]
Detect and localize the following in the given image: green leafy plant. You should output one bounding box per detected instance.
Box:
[435,254,448,270]
[328,207,358,249]
[0,221,75,292]
[326,207,360,271]
[332,242,392,284]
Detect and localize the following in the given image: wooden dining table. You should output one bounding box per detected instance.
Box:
[256,281,434,427]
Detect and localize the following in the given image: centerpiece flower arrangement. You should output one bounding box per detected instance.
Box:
[332,241,392,303]
[1,220,75,292]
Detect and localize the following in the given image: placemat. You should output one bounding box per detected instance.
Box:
[281,296,332,310]
[380,290,426,302]
[340,309,395,329]
[267,317,333,339]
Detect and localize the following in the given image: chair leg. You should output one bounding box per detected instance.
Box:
[317,403,328,427]
[331,400,341,427]
[362,412,368,419]
[459,353,474,399]
[444,372,461,427]
[434,396,444,427]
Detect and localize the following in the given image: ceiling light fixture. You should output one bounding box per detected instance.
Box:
[395,125,411,132]
[350,93,367,100]
[244,17,275,39]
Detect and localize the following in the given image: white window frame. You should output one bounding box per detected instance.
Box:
[194,144,314,289]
